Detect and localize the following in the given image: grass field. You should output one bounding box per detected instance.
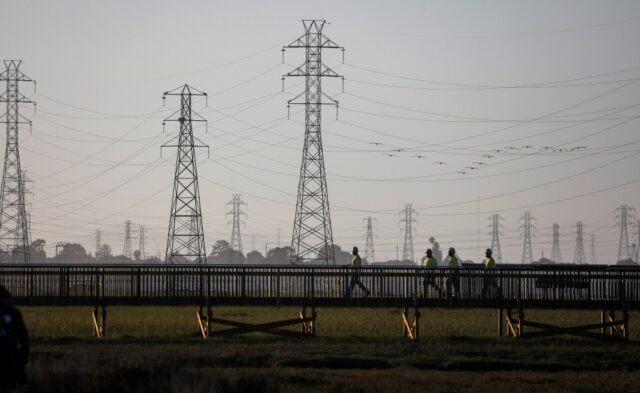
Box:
[17,307,640,392]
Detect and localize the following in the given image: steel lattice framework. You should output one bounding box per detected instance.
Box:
[400,204,417,263]
[364,216,376,263]
[283,20,344,264]
[615,205,634,262]
[488,214,503,263]
[573,221,586,264]
[551,223,562,263]
[227,194,246,254]
[520,211,535,264]
[162,85,209,264]
[0,60,35,263]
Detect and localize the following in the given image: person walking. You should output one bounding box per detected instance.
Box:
[0,285,29,393]
[421,249,440,297]
[348,247,371,297]
[445,247,460,299]
[481,248,502,299]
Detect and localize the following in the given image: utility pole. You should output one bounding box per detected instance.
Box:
[590,233,597,264]
[95,229,102,261]
[162,85,209,264]
[0,60,35,263]
[399,204,417,263]
[551,223,562,263]
[123,219,132,259]
[283,20,344,265]
[363,216,376,263]
[488,214,503,263]
[227,194,247,254]
[139,224,146,261]
[520,211,535,264]
[615,204,635,262]
[573,221,586,264]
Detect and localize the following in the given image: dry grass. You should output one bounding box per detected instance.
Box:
[16,307,640,392]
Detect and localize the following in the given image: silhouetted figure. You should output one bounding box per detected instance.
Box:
[428,237,442,263]
[0,285,29,392]
[421,249,441,297]
[482,248,502,299]
[348,247,370,297]
[445,247,460,299]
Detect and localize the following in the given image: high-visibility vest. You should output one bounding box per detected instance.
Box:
[448,256,459,268]
[351,254,362,268]
[422,256,438,268]
[484,257,496,269]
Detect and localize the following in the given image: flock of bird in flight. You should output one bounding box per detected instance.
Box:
[371,143,588,175]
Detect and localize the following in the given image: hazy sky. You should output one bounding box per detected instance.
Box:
[1,0,640,262]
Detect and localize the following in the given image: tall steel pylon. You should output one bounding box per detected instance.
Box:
[363,216,376,263]
[634,221,640,263]
[488,214,503,263]
[551,223,562,262]
[283,20,344,265]
[0,60,35,263]
[590,233,597,264]
[162,85,209,264]
[95,229,102,261]
[227,194,247,254]
[573,221,586,264]
[138,224,146,260]
[123,219,132,259]
[520,211,535,263]
[615,204,635,262]
[400,204,417,263]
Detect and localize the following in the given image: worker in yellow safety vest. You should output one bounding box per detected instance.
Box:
[481,248,502,299]
[348,247,371,297]
[445,247,460,298]
[421,249,440,297]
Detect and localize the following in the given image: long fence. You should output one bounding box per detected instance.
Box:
[0,264,638,309]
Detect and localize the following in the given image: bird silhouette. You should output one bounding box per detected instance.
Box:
[412,155,427,159]
[490,149,505,153]
[458,171,469,175]
[505,146,520,150]
[465,166,478,171]
[369,142,384,146]
[384,154,397,158]
[482,154,495,159]
[391,148,407,152]
[569,146,587,151]
[472,161,486,166]
[522,145,534,149]
[433,161,447,165]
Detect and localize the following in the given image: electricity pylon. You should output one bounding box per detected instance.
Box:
[363,216,376,263]
[226,194,247,254]
[162,85,209,264]
[0,60,35,263]
[551,223,562,262]
[590,233,597,264]
[614,205,635,262]
[283,20,344,265]
[400,204,417,263]
[123,219,132,259]
[573,221,586,264]
[138,224,146,260]
[520,211,535,263]
[488,214,503,263]
[95,229,102,261]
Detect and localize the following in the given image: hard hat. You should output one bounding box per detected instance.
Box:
[426,248,432,255]
[486,248,492,256]
[352,246,359,253]
[448,247,456,255]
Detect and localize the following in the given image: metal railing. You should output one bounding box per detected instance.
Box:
[1,264,638,308]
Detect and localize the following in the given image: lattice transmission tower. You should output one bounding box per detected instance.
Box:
[615,204,635,262]
[283,20,344,265]
[95,229,102,261]
[227,194,247,254]
[488,214,503,263]
[551,223,562,262]
[138,224,146,260]
[123,219,132,259]
[573,221,586,264]
[0,60,35,263]
[162,85,209,264]
[363,216,376,263]
[400,204,418,263]
[520,211,535,263]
